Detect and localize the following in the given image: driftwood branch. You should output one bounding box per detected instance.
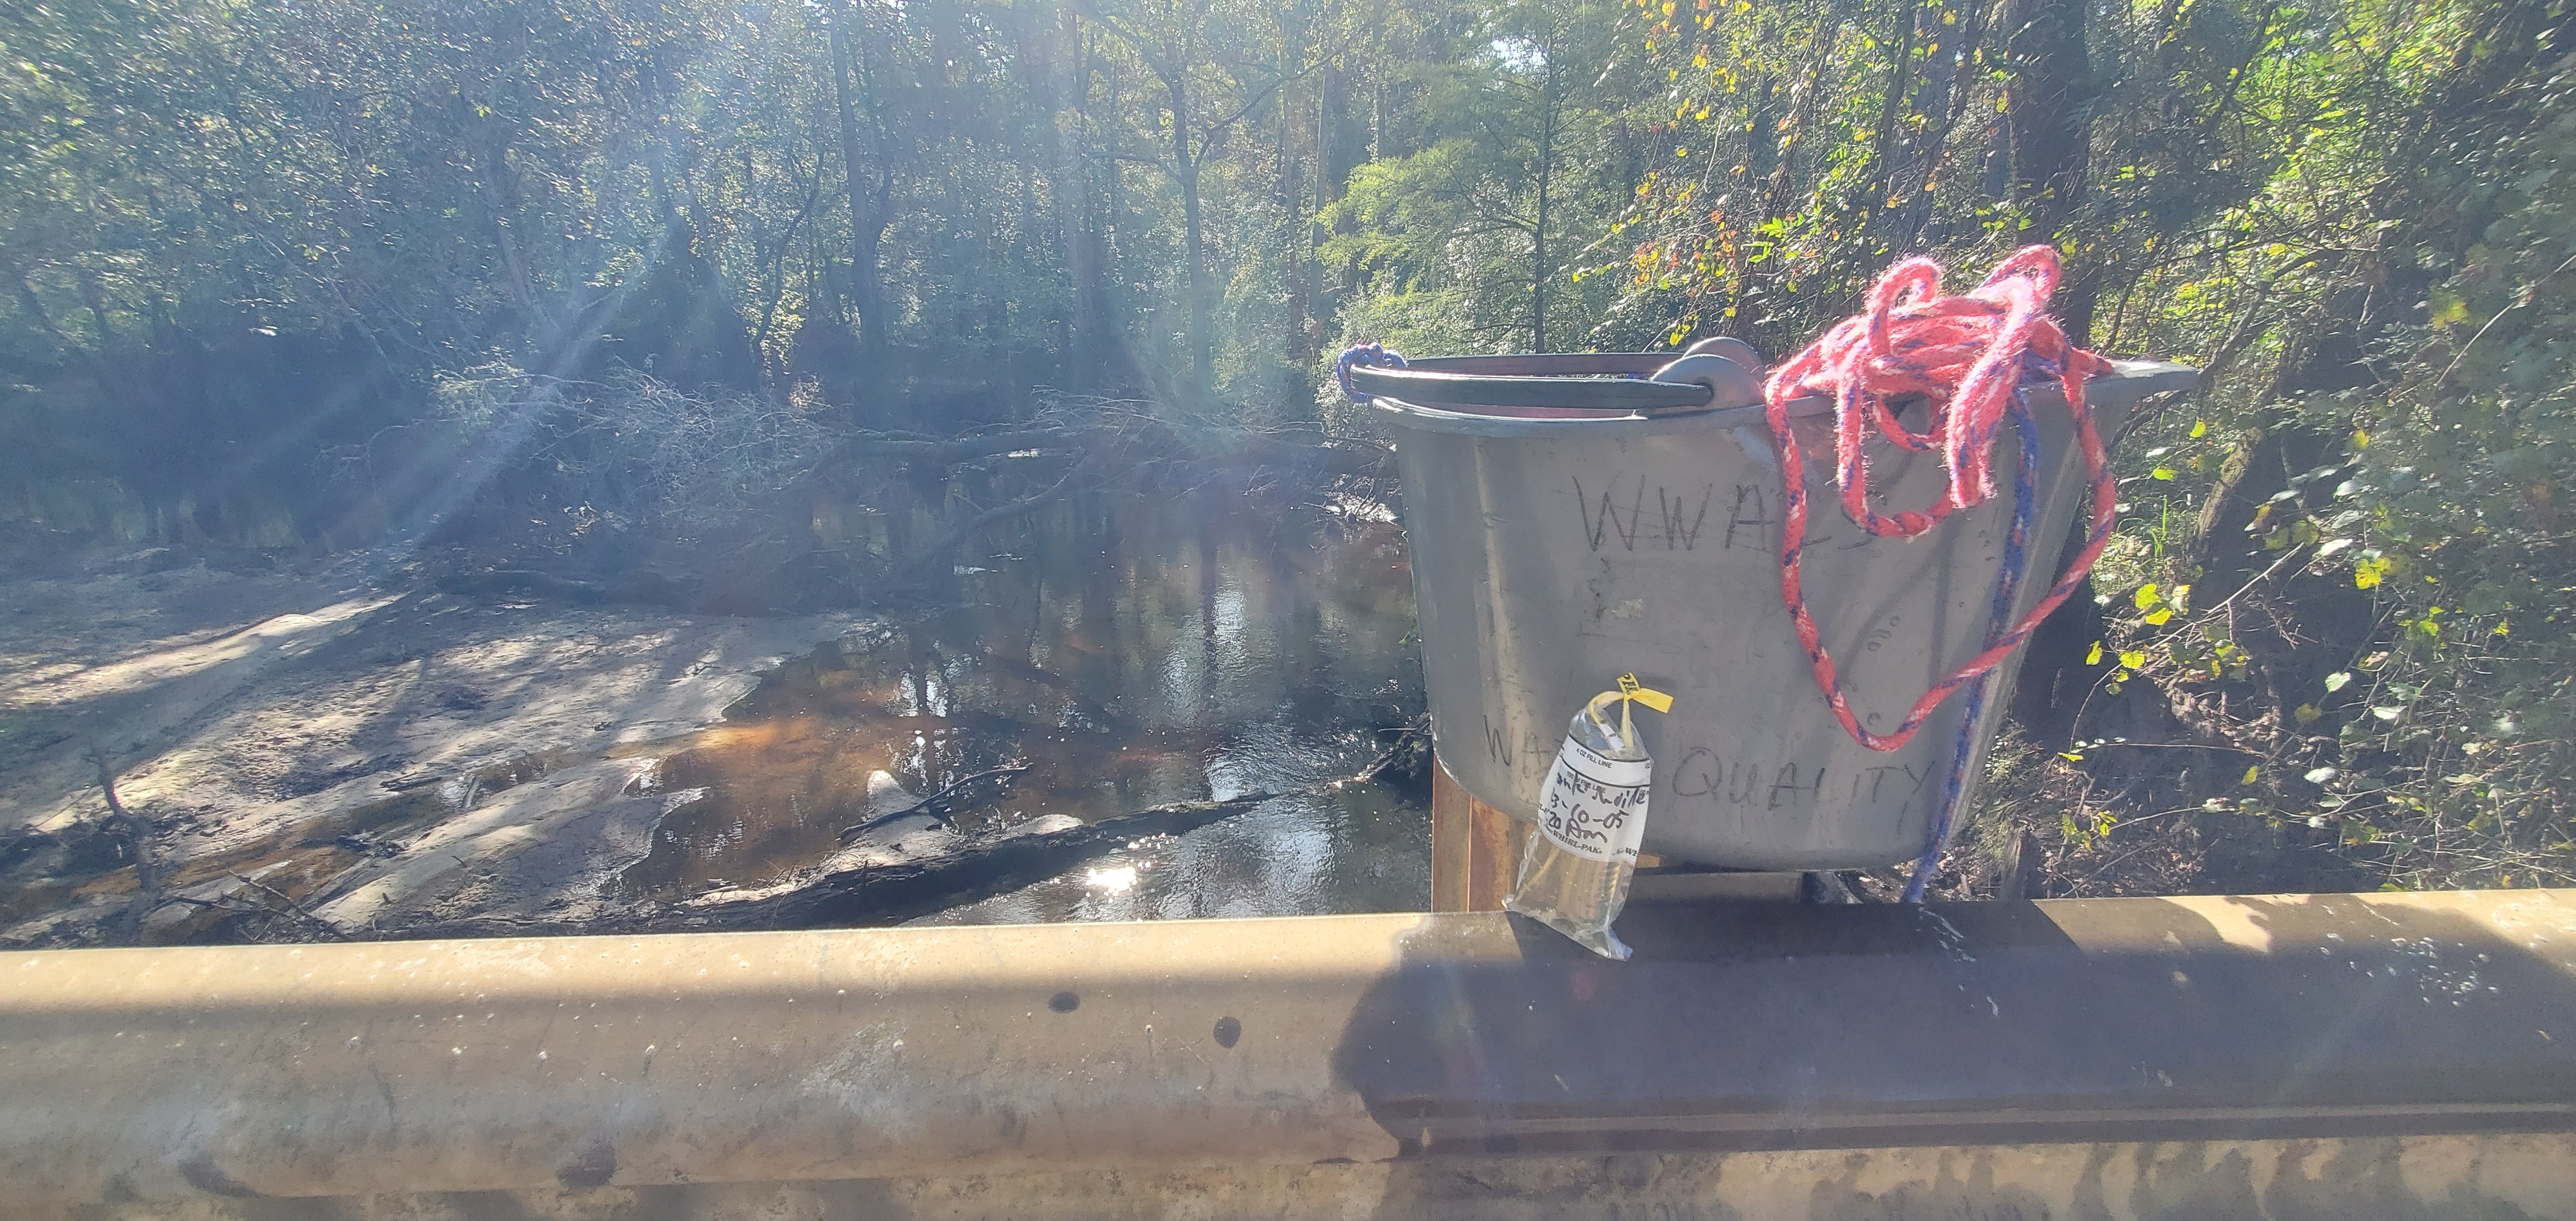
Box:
[230,872,346,937]
[841,427,1083,463]
[87,747,157,944]
[840,765,1030,840]
[153,886,342,939]
[905,457,1090,574]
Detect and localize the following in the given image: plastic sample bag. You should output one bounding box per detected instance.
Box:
[1505,675,1673,959]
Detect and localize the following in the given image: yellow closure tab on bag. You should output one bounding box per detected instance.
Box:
[1616,673,1674,714]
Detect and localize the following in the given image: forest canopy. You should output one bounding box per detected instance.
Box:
[2,0,2571,891]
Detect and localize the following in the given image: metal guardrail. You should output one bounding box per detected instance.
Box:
[4,889,2574,1218]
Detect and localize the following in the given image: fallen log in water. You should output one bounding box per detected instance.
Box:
[352,746,1413,943]
[371,796,1261,941]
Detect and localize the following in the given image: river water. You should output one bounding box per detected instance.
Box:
[619,493,1432,922]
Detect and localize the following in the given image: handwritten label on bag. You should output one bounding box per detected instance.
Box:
[1537,736,1652,863]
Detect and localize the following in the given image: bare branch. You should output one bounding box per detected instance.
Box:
[904,456,1090,574]
[229,873,345,938]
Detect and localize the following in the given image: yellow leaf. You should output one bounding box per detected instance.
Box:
[2058,750,2083,761]
[2152,467,2177,480]
[2118,650,2147,669]
[2143,608,2174,625]
[2085,641,2104,665]
[2190,419,2208,438]
[2295,703,2322,723]
[2243,765,2261,785]
[2352,428,2371,451]
[2133,584,2162,610]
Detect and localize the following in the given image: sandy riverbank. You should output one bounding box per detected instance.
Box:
[0,548,868,943]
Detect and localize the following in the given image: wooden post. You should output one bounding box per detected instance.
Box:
[1431,754,1666,912]
[1430,759,1525,912]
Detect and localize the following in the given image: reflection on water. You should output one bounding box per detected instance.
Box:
[920,780,1429,925]
[619,493,1430,919]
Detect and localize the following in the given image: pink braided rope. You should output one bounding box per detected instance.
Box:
[1763,245,2116,754]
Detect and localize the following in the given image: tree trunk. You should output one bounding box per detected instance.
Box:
[1896,0,1988,247]
[1318,61,1346,199]
[475,149,544,342]
[1102,53,1129,385]
[1371,74,1387,160]
[1180,165,1213,397]
[1531,56,1556,354]
[1763,12,1845,221]
[2003,0,2090,248]
[1990,0,2104,733]
[1050,2,1100,390]
[830,7,891,370]
[1166,72,1214,399]
[1745,75,1779,180]
[1858,0,1924,233]
[1277,12,1310,371]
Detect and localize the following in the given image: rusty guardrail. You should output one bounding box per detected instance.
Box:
[4,889,2574,1218]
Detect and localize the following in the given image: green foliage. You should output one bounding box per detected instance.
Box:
[1319,0,1644,354]
[2280,49,2576,887]
[1611,0,2576,889]
[2064,0,2576,889]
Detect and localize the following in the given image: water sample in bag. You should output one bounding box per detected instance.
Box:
[1505,675,1673,960]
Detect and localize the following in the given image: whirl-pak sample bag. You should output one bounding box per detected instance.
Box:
[1505,675,1673,959]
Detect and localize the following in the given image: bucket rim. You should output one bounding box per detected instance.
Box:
[1366,358,2199,438]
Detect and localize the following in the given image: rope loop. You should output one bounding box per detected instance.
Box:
[1334,342,1409,404]
[1759,244,2116,900]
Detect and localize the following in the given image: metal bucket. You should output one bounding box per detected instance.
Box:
[1360,351,2198,870]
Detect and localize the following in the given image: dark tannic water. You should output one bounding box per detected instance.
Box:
[624,494,1433,923]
